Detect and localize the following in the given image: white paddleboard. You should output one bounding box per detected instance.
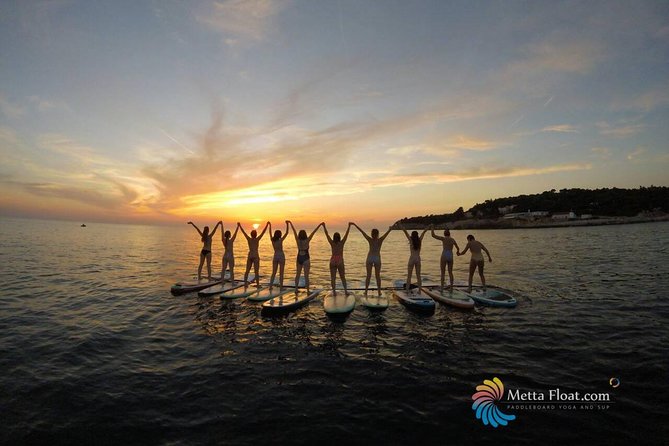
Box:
[393,280,435,312]
[198,281,244,297]
[323,291,356,314]
[247,287,292,302]
[360,293,390,310]
[466,288,517,308]
[421,287,474,309]
[221,283,260,299]
[171,279,221,295]
[261,289,322,313]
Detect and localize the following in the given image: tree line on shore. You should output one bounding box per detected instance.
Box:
[393,186,669,227]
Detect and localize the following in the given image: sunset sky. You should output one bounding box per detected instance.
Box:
[1,1,668,226]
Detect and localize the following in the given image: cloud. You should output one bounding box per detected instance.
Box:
[591,147,611,159]
[596,121,645,138]
[627,147,646,161]
[541,124,579,133]
[0,94,26,118]
[196,0,288,45]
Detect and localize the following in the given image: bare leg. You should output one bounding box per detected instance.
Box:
[447,260,454,289]
[244,257,252,285]
[440,255,446,290]
[479,261,486,290]
[254,259,260,287]
[406,261,413,291]
[197,254,205,281]
[295,262,303,294]
[330,263,337,293]
[205,253,212,279]
[338,263,347,294]
[279,260,285,291]
[467,260,476,293]
[229,258,235,284]
[270,259,278,290]
[416,261,422,290]
[364,261,372,295]
[374,262,382,296]
[304,260,311,293]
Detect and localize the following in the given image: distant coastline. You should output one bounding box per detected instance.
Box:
[391,214,669,230]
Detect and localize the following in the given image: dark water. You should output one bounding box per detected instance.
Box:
[1,218,668,445]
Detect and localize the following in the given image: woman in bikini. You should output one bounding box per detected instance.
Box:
[400,224,427,291]
[287,220,324,294]
[188,220,221,281]
[351,223,392,296]
[221,223,240,283]
[457,234,492,293]
[239,222,269,288]
[323,223,352,295]
[430,225,460,291]
[268,221,290,291]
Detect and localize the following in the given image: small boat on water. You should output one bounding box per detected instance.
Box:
[81,224,87,227]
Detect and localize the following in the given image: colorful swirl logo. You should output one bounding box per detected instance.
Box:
[472,377,516,427]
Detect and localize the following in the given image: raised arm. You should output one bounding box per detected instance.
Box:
[287,220,298,241]
[430,225,444,241]
[400,224,411,241]
[231,223,240,242]
[341,223,352,243]
[281,222,290,241]
[258,221,270,239]
[419,229,428,240]
[322,223,333,244]
[238,223,250,240]
[308,222,324,241]
[351,222,371,242]
[187,221,203,237]
[379,226,393,242]
[210,221,222,238]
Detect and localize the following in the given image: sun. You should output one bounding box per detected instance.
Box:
[252,223,260,230]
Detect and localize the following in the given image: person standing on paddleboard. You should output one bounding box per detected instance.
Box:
[287,220,323,294]
[188,221,221,281]
[458,234,492,293]
[323,223,352,295]
[351,223,392,296]
[268,221,290,291]
[221,223,240,284]
[400,224,427,292]
[430,225,460,291]
[239,222,269,288]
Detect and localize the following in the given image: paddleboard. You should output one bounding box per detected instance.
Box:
[220,283,261,300]
[323,291,356,315]
[467,289,517,308]
[393,280,435,312]
[421,287,475,309]
[198,281,244,297]
[360,293,389,310]
[269,276,306,288]
[247,287,292,302]
[261,289,322,314]
[171,279,221,295]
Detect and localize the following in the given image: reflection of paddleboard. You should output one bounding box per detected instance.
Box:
[198,281,244,297]
[467,289,517,308]
[323,291,356,315]
[420,287,474,309]
[221,284,260,299]
[360,293,389,310]
[261,289,322,314]
[171,279,221,295]
[247,287,292,302]
[393,280,435,312]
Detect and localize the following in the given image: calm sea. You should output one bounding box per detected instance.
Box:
[1,218,667,445]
